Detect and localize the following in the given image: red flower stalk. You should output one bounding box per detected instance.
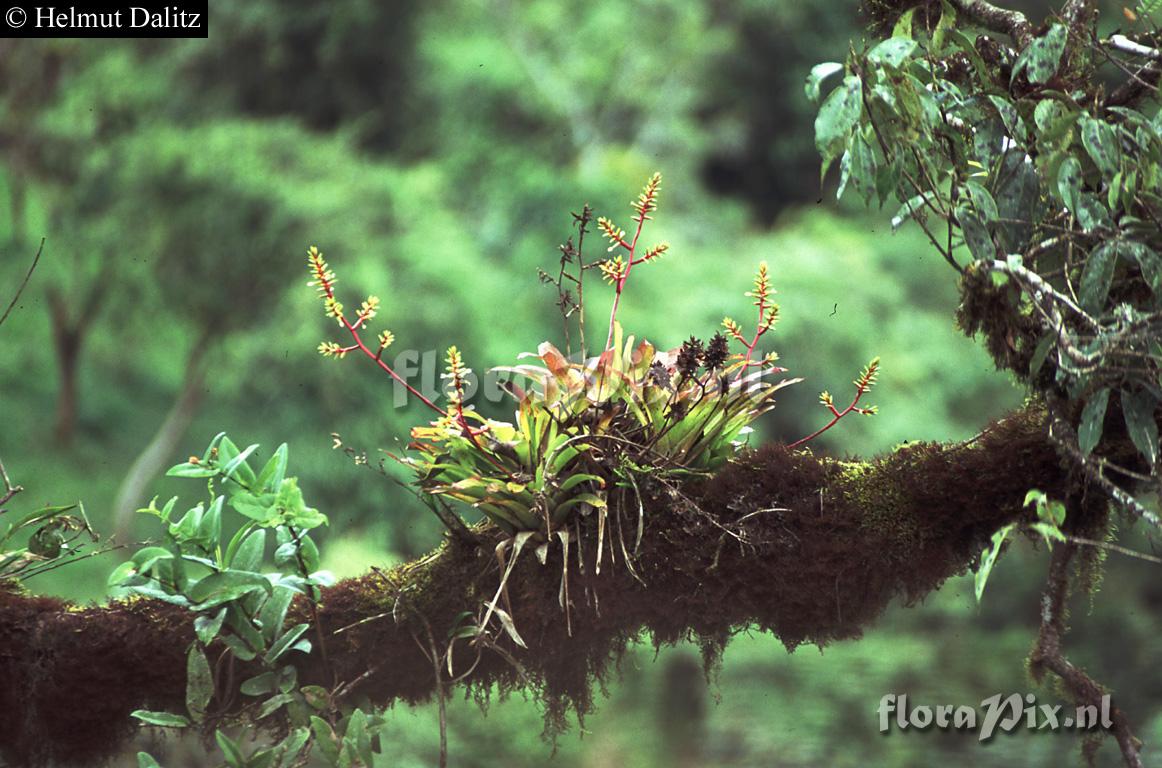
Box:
[307,246,447,417]
[733,261,780,381]
[599,172,666,352]
[788,357,880,448]
[308,247,513,478]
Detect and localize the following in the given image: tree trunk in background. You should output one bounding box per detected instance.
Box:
[47,280,108,448]
[112,331,212,542]
[50,323,79,447]
[48,289,84,449]
[659,654,706,768]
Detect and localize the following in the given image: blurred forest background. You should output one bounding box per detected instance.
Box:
[1,0,1160,765]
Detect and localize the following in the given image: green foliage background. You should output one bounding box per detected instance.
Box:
[0,1,1158,765]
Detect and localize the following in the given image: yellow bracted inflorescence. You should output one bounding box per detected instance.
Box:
[641,243,669,262]
[317,341,348,359]
[356,296,379,325]
[600,255,627,284]
[721,316,745,343]
[597,217,626,252]
[632,172,662,222]
[306,246,336,299]
[444,346,468,406]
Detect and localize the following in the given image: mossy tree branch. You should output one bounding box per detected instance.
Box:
[0,405,1081,766]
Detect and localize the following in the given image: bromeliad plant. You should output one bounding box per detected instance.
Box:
[309,174,876,633]
[307,175,828,542]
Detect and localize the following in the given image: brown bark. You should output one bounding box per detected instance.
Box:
[50,321,79,447]
[0,406,1077,766]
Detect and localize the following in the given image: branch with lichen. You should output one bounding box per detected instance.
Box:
[946,0,1033,46]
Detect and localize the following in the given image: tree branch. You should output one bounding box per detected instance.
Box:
[0,238,44,329]
[948,0,1033,47]
[0,458,23,508]
[1029,544,1144,768]
[0,405,1082,766]
[1107,34,1162,61]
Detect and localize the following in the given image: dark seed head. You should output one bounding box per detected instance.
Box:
[676,336,704,378]
[704,333,730,371]
[648,360,672,390]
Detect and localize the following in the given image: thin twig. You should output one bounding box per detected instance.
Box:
[0,458,23,508]
[0,238,44,328]
[1107,34,1162,60]
[418,617,448,768]
[1064,534,1162,565]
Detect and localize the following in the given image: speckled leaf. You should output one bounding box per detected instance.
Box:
[194,607,227,645]
[1130,242,1162,294]
[876,160,900,205]
[932,0,956,52]
[956,205,994,261]
[837,132,877,203]
[805,62,843,104]
[1012,24,1068,85]
[186,645,213,723]
[963,180,999,224]
[1079,241,1119,312]
[1078,388,1110,456]
[892,7,915,38]
[868,37,917,69]
[1057,156,1082,210]
[994,151,1040,251]
[973,116,1005,168]
[1122,389,1160,466]
[1033,99,1077,150]
[815,75,863,178]
[988,96,1026,143]
[1075,192,1111,232]
[1080,115,1120,176]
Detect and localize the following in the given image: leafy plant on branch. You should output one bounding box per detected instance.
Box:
[811,1,1162,765]
[108,434,392,768]
[810,0,1161,520]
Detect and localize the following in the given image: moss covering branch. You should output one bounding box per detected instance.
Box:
[0,405,1068,766]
